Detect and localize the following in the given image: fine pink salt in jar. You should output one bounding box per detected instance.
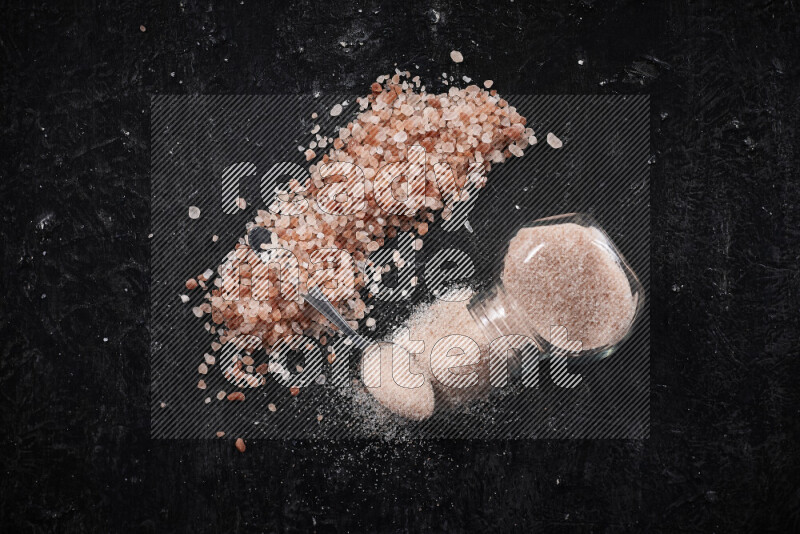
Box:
[468,213,644,360]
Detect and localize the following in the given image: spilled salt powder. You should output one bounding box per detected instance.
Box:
[362,289,491,419]
[393,295,491,407]
[502,223,635,350]
[361,340,435,420]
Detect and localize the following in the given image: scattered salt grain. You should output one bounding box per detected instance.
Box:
[188,206,201,219]
[330,104,343,116]
[450,50,464,63]
[235,438,246,453]
[180,294,190,303]
[546,133,563,149]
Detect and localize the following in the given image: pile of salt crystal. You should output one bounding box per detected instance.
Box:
[188,72,534,353]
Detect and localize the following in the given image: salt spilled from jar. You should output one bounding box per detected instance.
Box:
[362,213,644,420]
[469,213,644,360]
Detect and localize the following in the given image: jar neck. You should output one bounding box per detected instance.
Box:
[467,281,545,351]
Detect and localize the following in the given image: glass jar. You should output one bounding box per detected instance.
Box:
[468,213,645,361]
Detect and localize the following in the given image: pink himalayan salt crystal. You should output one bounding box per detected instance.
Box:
[546,132,563,149]
[501,223,635,351]
[450,50,464,63]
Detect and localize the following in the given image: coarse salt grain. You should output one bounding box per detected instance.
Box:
[188,206,201,219]
[235,438,246,452]
[450,50,464,63]
[330,104,343,116]
[546,133,563,149]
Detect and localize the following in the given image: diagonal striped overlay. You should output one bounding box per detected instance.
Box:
[150,95,650,439]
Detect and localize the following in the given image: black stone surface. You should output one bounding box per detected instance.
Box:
[1,0,798,532]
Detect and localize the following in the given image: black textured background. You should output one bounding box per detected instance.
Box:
[1,0,799,532]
